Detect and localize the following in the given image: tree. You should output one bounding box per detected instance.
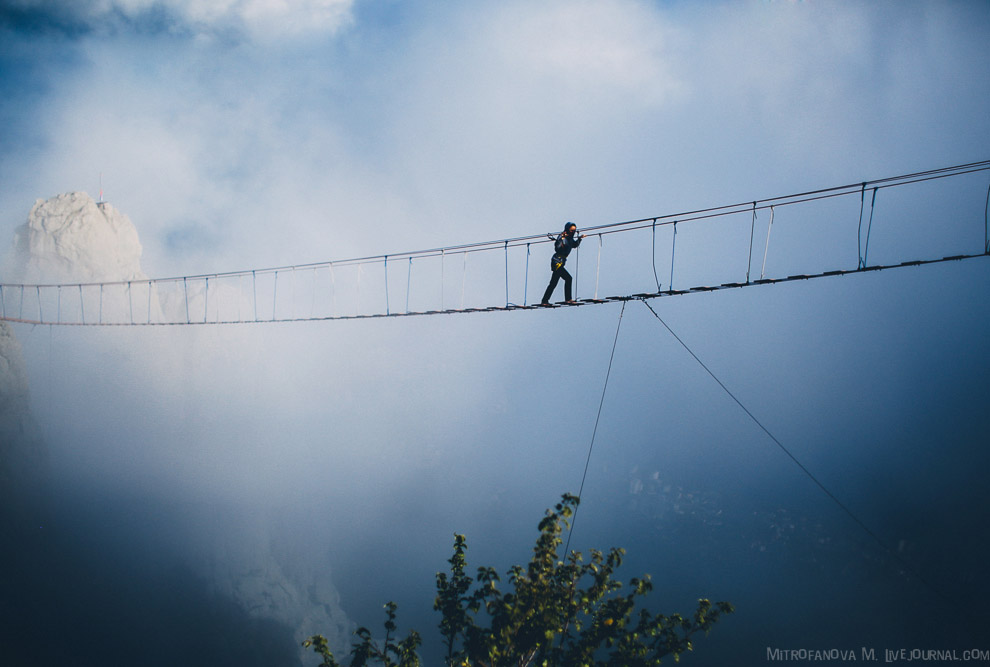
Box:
[305,493,732,666]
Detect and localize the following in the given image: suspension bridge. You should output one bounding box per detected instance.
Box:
[6,160,988,613]
[1,160,987,327]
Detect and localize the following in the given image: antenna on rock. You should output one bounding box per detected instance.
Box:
[98,172,107,208]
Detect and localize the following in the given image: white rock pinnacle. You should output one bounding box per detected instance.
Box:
[8,191,147,285]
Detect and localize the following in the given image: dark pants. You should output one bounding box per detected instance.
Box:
[542,266,572,303]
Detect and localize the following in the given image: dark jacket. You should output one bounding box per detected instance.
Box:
[552,233,582,265]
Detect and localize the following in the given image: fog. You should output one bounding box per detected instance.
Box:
[2,1,990,665]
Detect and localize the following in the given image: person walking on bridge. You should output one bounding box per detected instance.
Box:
[541,222,585,305]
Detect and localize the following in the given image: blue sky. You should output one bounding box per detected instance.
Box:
[2,1,990,665]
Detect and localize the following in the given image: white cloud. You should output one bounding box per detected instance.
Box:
[494,0,685,108]
[4,0,988,276]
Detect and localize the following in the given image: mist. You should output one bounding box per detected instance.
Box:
[2,1,990,665]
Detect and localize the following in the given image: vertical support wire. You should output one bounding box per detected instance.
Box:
[760,206,775,280]
[574,244,580,300]
[406,257,413,313]
[460,252,467,310]
[291,267,297,321]
[99,283,104,325]
[524,243,531,306]
[127,281,133,325]
[329,263,337,318]
[37,286,43,324]
[218,275,224,322]
[857,183,867,269]
[356,264,363,316]
[272,270,279,321]
[595,234,603,300]
[504,240,509,307]
[747,202,757,283]
[183,277,189,324]
[984,181,989,254]
[384,255,390,316]
[310,268,318,319]
[862,188,878,268]
[204,276,210,323]
[0,285,4,319]
[252,270,258,322]
[57,285,62,324]
[651,219,660,292]
[146,281,151,324]
[669,222,678,291]
[440,248,445,311]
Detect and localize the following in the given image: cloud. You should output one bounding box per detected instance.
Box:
[1,0,354,40]
[676,2,990,181]
[490,0,685,109]
[7,0,988,280]
[1,2,990,662]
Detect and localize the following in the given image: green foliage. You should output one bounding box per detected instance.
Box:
[305,493,732,666]
[302,634,340,667]
[305,602,421,667]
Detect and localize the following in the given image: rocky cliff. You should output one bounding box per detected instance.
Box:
[1,191,351,657]
[0,320,46,526]
[7,191,146,285]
